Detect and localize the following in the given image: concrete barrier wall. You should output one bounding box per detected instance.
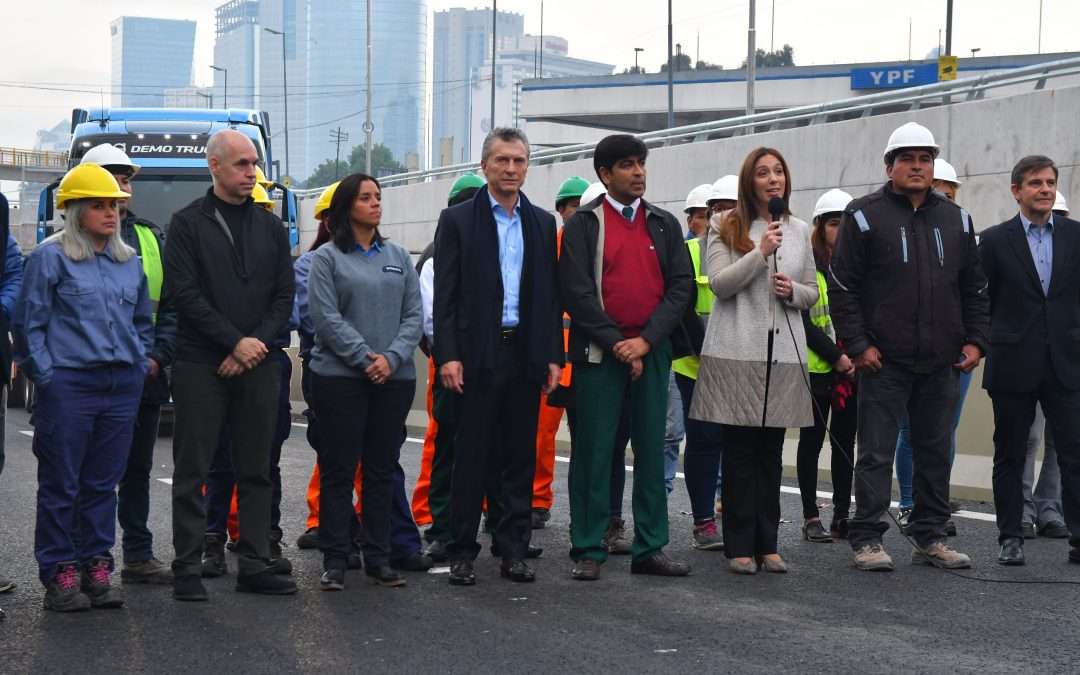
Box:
[296,83,1080,498]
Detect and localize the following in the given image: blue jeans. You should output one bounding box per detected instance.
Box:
[663,371,684,494]
[675,373,724,521]
[33,366,143,584]
[895,369,972,509]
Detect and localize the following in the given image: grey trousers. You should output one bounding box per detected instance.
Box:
[1022,404,1064,526]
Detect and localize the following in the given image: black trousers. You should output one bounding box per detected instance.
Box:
[171,360,279,578]
[310,373,414,570]
[449,340,540,562]
[117,401,162,562]
[796,381,857,520]
[720,425,785,558]
[991,373,1080,547]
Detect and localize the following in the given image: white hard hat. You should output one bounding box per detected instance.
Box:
[883,122,940,161]
[710,174,738,202]
[933,158,961,185]
[80,143,140,175]
[581,181,606,206]
[1054,191,1069,214]
[812,189,853,220]
[684,184,714,213]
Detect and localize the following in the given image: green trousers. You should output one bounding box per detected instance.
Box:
[569,342,672,562]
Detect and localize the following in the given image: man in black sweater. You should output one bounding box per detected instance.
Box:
[163,129,296,600]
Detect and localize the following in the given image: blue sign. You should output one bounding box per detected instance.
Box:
[851,63,939,90]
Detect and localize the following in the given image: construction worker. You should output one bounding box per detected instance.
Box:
[671,184,725,551]
[531,176,590,529]
[830,122,988,572]
[0,191,22,620]
[79,144,177,586]
[795,189,857,543]
[252,184,275,212]
[14,164,154,611]
[412,173,486,561]
[895,157,965,537]
[707,174,738,216]
[1053,191,1069,217]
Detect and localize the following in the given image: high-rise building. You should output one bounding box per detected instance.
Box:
[467,34,613,160]
[216,0,427,184]
[110,17,197,107]
[432,8,524,167]
[212,0,260,109]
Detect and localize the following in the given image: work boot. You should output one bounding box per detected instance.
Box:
[202,533,228,578]
[391,553,434,572]
[603,518,632,555]
[911,541,972,569]
[853,544,894,571]
[43,563,91,612]
[121,558,174,585]
[81,557,124,609]
[235,569,298,595]
[173,575,208,602]
[296,527,319,550]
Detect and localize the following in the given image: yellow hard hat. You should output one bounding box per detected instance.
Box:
[56,164,131,210]
[252,184,274,211]
[315,181,340,219]
[255,166,274,190]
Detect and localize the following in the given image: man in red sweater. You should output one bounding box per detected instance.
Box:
[558,135,694,581]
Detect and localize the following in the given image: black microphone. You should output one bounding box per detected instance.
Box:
[768,196,785,223]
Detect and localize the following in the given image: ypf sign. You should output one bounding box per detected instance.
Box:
[850,63,939,90]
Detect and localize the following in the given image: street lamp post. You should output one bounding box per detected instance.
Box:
[197,91,214,108]
[209,65,228,108]
[634,47,644,73]
[365,0,373,175]
[666,0,674,128]
[491,0,498,131]
[264,27,289,181]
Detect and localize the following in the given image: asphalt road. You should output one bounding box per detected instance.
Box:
[0,407,1078,674]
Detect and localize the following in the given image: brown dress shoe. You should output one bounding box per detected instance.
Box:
[571,559,601,581]
[630,552,690,576]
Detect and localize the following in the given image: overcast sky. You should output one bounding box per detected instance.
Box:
[1,0,1076,154]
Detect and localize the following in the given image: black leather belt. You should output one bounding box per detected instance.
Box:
[500,327,519,343]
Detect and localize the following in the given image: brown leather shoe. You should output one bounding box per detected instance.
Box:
[630,552,690,576]
[571,559,601,581]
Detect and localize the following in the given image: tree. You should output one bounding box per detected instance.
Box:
[659,52,693,73]
[302,142,406,187]
[695,60,722,71]
[741,44,795,68]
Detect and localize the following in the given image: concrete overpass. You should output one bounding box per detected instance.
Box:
[291,55,1080,499]
[0,147,68,182]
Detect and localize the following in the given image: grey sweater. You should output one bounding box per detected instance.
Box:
[308,240,422,381]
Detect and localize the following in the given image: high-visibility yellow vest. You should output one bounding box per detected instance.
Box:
[806,270,834,374]
[134,223,163,324]
[672,236,714,380]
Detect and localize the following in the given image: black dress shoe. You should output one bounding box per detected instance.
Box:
[1022,522,1037,539]
[997,538,1025,566]
[235,569,298,595]
[630,552,691,577]
[424,540,450,563]
[391,553,434,572]
[448,560,476,586]
[1037,520,1070,539]
[366,565,406,587]
[173,574,208,602]
[1069,547,1080,564]
[491,543,543,559]
[500,559,536,583]
[269,557,293,576]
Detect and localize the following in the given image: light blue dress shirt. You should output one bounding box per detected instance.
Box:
[1021,212,1054,295]
[489,193,523,327]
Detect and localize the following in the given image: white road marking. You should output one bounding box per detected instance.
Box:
[428,566,451,575]
[157,478,173,485]
[19,430,33,438]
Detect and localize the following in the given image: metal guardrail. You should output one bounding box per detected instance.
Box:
[288,55,1080,196]
[0,147,68,171]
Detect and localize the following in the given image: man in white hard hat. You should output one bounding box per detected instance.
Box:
[707,175,738,217]
[829,121,990,572]
[1053,191,1069,217]
[80,143,177,586]
[980,155,1080,567]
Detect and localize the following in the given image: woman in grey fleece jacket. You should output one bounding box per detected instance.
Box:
[307,173,422,591]
[689,148,817,575]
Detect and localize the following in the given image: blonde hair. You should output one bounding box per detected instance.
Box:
[58,200,135,262]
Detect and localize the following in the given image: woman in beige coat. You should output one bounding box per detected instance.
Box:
[689,147,817,575]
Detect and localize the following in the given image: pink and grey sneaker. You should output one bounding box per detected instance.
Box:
[81,557,124,609]
[692,519,725,551]
[43,562,91,612]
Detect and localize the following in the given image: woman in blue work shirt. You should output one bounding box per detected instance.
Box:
[307,172,422,591]
[13,164,154,613]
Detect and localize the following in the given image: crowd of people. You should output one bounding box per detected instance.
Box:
[0,120,1077,618]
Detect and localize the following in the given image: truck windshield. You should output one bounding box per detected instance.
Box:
[128,174,212,229]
